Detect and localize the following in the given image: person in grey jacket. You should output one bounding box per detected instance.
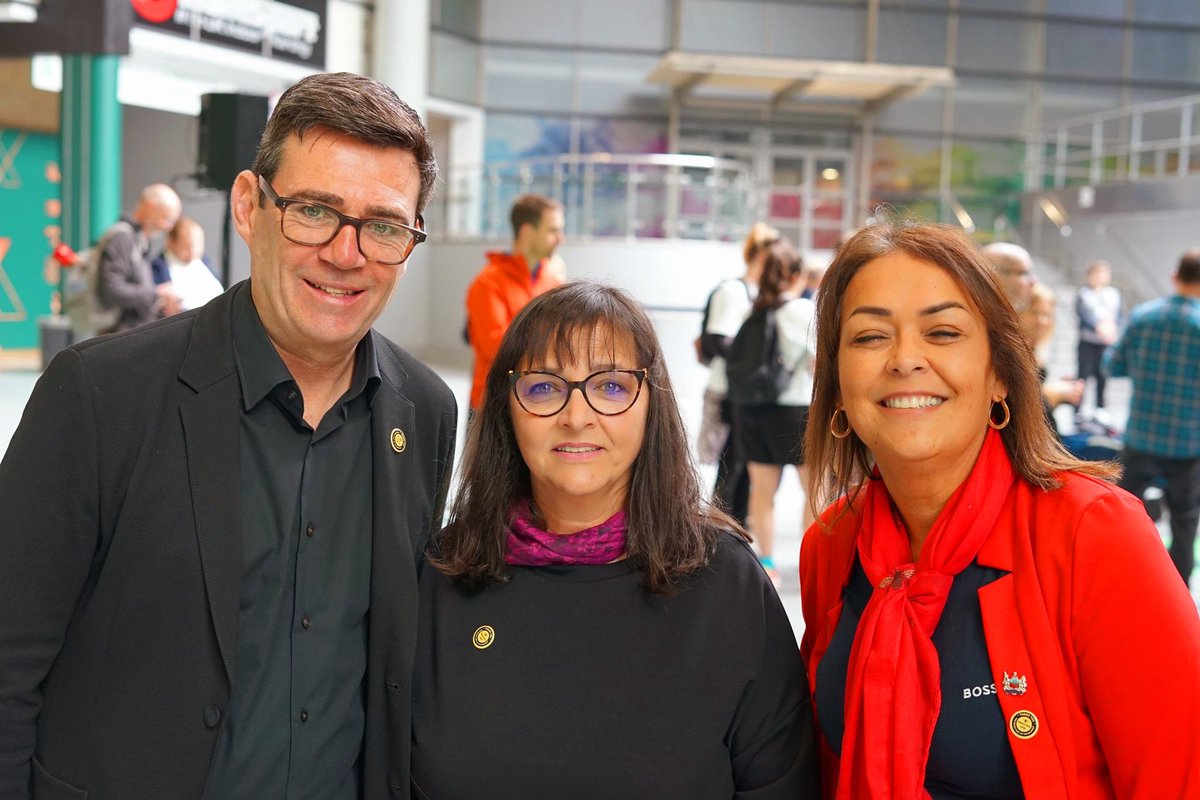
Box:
[97,182,181,332]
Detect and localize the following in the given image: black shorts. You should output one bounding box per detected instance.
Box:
[733,404,808,466]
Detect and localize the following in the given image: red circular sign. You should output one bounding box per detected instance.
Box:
[131,0,178,24]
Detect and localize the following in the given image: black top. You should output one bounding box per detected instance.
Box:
[814,556,1024,800]
[411,532,819,800]
[204,284,380,800]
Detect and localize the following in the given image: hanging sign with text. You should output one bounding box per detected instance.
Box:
[132,0,325,68]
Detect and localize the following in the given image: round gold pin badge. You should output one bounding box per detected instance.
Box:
[472,625,495,650]
[390,428,406,453]
[1010,710,1038,740]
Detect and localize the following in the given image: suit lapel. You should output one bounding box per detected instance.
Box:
[368,383,421,665]
[178,286,244,688]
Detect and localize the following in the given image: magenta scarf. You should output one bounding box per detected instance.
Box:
[504,499,628,566]
[837,428,1015,799]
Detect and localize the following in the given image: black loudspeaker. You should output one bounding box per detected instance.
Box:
[198,93,269,191]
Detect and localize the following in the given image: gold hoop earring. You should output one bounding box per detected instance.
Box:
[831,408,852,439]
[988,398,1010,430]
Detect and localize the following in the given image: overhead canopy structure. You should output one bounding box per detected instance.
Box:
[647,51,954,115]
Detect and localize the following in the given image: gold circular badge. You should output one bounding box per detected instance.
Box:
[390,428,406,453]
[472,625,495,650]
[1010,710,1038,740]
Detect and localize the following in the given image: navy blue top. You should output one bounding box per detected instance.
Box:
[815,556,1025,799]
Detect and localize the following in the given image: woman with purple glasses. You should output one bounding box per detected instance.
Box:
[410,282,818,799]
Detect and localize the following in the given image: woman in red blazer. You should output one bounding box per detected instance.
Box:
[799,222,1200,799]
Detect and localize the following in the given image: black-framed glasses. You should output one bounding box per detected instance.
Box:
[257,174,427,265]
[508,369,647,417]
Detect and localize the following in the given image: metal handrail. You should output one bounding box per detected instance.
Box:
[437,152,755,242]
[1028,91,1200,189]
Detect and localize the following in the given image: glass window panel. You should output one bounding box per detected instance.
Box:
[575,52,668,116]
[948,140,1024,198]
[435,0,481,38]
[952,77,1033,138]
[430,31,480,106]
[1042,80,1125,126]
[1045,21,1124,79]
[1132,28,1200,84]
[484,47,573,111]
[1134,0,1200,25]
[956,15,1038,73]
[877,9,948,67]
[577,118,668,155]
[1046,0,1126,20]
[679,0,768,54]
[482,0,575,44]
[877,87,945,135]
[870,134,943,198]
[578,0,668,48]
[770,5,864,60]
[959,0,1040,9]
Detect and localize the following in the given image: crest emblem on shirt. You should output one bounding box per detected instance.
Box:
[390,428,407,453]
[472,625,495,650]
[1002,672,1028,696]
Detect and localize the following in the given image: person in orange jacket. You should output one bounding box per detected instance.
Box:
[799,222,1200,799]
[466,193,566,411]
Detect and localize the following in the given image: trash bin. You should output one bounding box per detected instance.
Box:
[38,315,73,370]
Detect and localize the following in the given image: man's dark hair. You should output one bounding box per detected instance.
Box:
[431,281,744,595]
[251,72,438,214]
[509,194,560,239]
[1178,248,1200,285]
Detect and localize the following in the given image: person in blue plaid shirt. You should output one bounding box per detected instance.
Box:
[1106,248,1200,587]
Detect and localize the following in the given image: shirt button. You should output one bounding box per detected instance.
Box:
[301,615,311,629]
[306,523,315,538]
[300,709,309,723]
[288,390,297,401]
[204,704,222,728]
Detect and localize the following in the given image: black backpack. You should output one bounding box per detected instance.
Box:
[725,305,794,406]
[695,278,751,365]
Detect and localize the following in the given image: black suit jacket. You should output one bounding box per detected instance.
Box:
[0,283,457,800]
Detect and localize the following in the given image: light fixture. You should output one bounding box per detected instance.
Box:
[0,0,39,23]
[821,167,839,181]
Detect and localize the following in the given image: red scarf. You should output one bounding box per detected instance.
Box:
[837,429,1015,799]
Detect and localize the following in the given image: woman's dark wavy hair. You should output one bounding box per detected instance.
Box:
[431,281,745,594]
[804,221,1119,520]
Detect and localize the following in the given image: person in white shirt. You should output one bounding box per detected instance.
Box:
[152,217,224,314]
[695,223,777,527]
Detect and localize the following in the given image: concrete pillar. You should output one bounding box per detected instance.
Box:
[372,0,429,119]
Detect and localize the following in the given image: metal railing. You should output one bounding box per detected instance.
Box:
[1027,92,1200,189]
[435,153,755,242]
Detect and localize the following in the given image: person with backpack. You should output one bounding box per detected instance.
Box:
[95,183,182,333]
[694,223,778,527]
[726,237,816,584]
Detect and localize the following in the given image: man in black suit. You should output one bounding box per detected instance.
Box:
[0,72,457,800]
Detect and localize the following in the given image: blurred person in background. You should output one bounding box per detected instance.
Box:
[727,238,817,584]
[1075,259,1121,410]
[151,216,224,314]
[694,222,777,527]
[1107,248,1200,587]
[465,193,566,416]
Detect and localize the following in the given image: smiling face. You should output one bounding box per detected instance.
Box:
[837,251,1006,486]
[231,128,421,368]
[508,327,649,532]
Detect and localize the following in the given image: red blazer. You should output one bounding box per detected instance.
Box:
[800,472,1200,799]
